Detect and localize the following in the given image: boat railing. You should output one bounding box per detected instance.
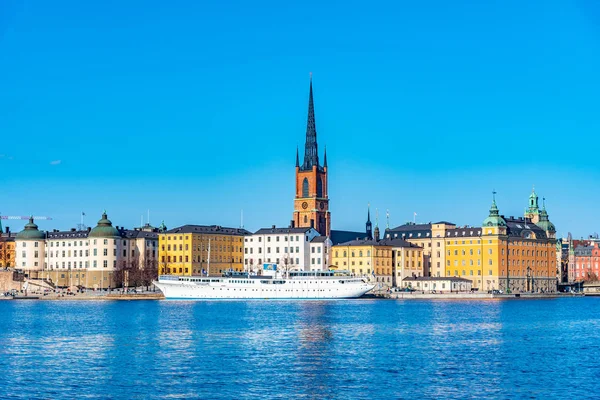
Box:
[158,275,180,281]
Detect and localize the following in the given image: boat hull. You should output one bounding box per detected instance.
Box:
[154,278,374,300]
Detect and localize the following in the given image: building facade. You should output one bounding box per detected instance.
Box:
[386,191,558,292]
[292,77,331,237]
[15,213,161,289]
[331,238,424,286]
[243,226,322,273]
[0,227,16,269]
[159,225,249,277]
[571,241,600,281]
[401,276,472,292]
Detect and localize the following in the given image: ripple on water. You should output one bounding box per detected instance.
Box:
[0,298,599,399]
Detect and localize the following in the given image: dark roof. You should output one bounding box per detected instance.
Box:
[385,224,432,240]
[388,223,432,232]
[310,236,328,243]
[330,230,369,245]
[254,227,314,235]
[402,276,472,282]
[433,221,455,225]
[47,230,90,239]
[121,229,159,239]
[445,227,482,238]
[336,237,421,249]
[504,217,547,240]
[166,225,251,236]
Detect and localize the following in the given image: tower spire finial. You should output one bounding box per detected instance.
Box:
[295,145,299,167]
[301,74,319,170]
[492,189,497,203]
[323,145,327,168]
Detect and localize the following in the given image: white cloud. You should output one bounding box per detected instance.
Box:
[50,160,62,165]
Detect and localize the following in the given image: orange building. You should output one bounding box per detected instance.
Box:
[292,77,331,237]
[0,227,16,269]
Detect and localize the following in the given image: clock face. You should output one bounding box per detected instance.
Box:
[302,202,308,210]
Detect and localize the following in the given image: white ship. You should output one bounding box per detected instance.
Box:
[153,270,375,300]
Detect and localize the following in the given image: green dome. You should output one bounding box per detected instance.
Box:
[16,217,46,240]
[483,200,506,227]
[536,208,556,233]
[88,212,121,238]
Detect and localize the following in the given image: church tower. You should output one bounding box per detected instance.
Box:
[293,76,330,237]
[525,187,540,223]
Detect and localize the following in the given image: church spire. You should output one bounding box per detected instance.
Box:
[366,203,372,239]
[295,145,299,167]
[323,145,327,168]
[302,74,319,171]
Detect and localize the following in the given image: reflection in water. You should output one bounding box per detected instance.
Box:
[0,298,599,399]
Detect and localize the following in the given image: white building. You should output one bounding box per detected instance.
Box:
[309,236,332,271]
[244,226,323,272]
[16,212,160,289]
[15,217,47,278]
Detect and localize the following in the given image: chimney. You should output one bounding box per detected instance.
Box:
[271,225,276,229]
[290,220,295,228]
[70,228,76,232]
[5,227,9,234]
[87,227,92,232]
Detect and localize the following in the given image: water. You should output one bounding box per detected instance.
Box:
[0,298,598,399]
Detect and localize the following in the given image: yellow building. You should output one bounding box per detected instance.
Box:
[159,225,250,276]
[386,191,557,293]
[385,221,456,277]
[0,228,16,269]
[445,194,557,292]
[331,238,424,287]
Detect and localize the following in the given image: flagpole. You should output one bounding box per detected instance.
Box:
[207,238,211,276]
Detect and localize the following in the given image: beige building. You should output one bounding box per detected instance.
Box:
[16,212,161,289]
[385,221,456,278]
[331,237,424,288]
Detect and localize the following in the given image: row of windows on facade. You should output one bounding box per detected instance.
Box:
[446,240,553,247]
[24,239,156,248]
[444,269,552,277]
[32,249,157,258]
[243,258,301,265]
[162,235,242,242]
[54,273,108,281]
[245,246,310,255]
[447,259,555,267]
[245,235,307,243]
[334,250,420,258]
[339,260,422,268]
[162,244,241,252]
[24,260,116,268]
[446,248,553,257]
[161,255,241,263]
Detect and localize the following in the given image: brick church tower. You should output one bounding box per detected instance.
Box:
[292,76,330,237]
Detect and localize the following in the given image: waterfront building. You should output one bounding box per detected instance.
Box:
[309,236,331,271]
[292,77,331,237]
[158,225,249,277]
[571,241,600,281]
[401,276,472,292]
[0,227,16,269]
[243,226,321,272]
[385,221,456,278]
[386,190,558,292]
[14,217,47,279]
[14,212,162,289]
[331,237,424,286]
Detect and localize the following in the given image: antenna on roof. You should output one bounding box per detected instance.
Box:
[240,209,244,229]
[148,209,150,225]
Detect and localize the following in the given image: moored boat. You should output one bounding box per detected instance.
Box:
[153,270,374,300]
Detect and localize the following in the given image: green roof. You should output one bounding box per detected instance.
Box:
[16,217,46,240]
[88,212,121,238]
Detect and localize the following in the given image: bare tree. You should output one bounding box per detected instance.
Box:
[142,258,158,291]
[0,239,14,269]
[113,260,128,289]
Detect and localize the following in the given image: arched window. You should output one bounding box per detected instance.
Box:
[304,215,308,224]
[317,177,323,197]
[302,178,309,197]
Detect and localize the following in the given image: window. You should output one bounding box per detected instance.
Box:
[302,178,309,197]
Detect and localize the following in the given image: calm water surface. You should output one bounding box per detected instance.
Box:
[0,298,598,399]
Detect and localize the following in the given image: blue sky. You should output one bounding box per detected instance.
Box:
[1,0,599,238]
